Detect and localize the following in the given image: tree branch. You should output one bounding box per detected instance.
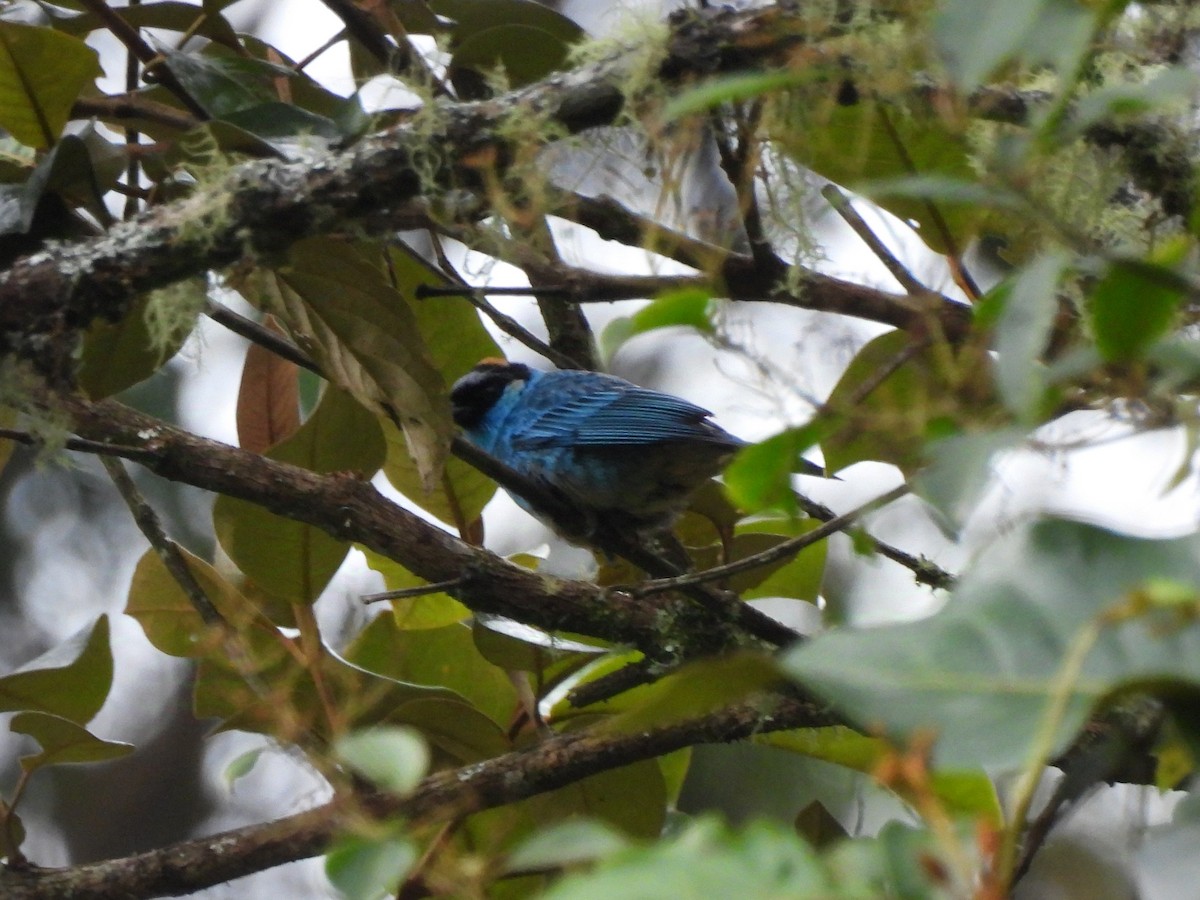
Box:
[52,392,763,663]
[0,3,901,382]
[0,694,833,899]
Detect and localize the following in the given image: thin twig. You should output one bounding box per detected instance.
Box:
[632,484,912,596]
[464,293,582,370]
[821,184,927,295]
[99,455,225,626]
[205,301,322,374]
[122,0,142,222]
[415,282,581,368]
[566,658,660,707]
[319,0,450,95]
[75,0,209,119]
[876,107,981,300]
[794,492,955,590]
[0,428,159,464]
[415,285,571,298]
[362,578,463,604]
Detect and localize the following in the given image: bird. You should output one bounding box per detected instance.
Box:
[450,359,749,540]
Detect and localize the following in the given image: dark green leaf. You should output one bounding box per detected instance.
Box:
[1089,254,1187,364]
[78,294,183,399]
[0,21,100,148]
[431,0,582,45]
[158,47,286,117]
[450,24,569,90]
[54,1,241,46]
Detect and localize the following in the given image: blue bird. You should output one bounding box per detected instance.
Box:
[450,360,744,536]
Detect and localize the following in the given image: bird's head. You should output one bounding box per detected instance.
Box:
[450,359,533,429]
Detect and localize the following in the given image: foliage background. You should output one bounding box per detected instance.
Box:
[2,0,1200,897]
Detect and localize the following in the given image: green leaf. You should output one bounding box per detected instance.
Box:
[0,616,113,724]
[664,71,812,121]
[158,46,286,117]
[820,331,946,475]
[268,238,452,492]
[532,757,667,841]
[758,726,1001,821]
[992,252,1070,419]
[540,818,832,900]
[346,615,518,727]
[334,726,430,794]
[10,712,133,773]
[361,548,471,629]
[221,102,342,143]
[431,0,583,45]
[777,96,980,253]
[783,519,1200,770]
[506,818,632,873]
[381,421,494,535]
[731,517,827,601]
[450,24,570,90]
[594,654,782,733]
[1069,66,1200,136]
[631,288,715,334]
[0,22,100,148]
[381,243,498,527]
[861,174,1023,210]
[223,747,265,788]
[214,386,384,606]
[934,0,1094,92]
[913,428,1026,531]
[126,546,250,657]
[723,425,823,516]
[326,833,418,900]
[386,697,511,763]
[55,2,242,47]
[600,290,716,366]
[0,405,17,478]
[472,616,604,677]
[78,295,185,400]
[1088,254,1187,364]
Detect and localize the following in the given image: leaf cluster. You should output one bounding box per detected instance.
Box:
[3,0,1200,898]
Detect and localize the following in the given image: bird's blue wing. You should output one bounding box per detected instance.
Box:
[514,381,736,448]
